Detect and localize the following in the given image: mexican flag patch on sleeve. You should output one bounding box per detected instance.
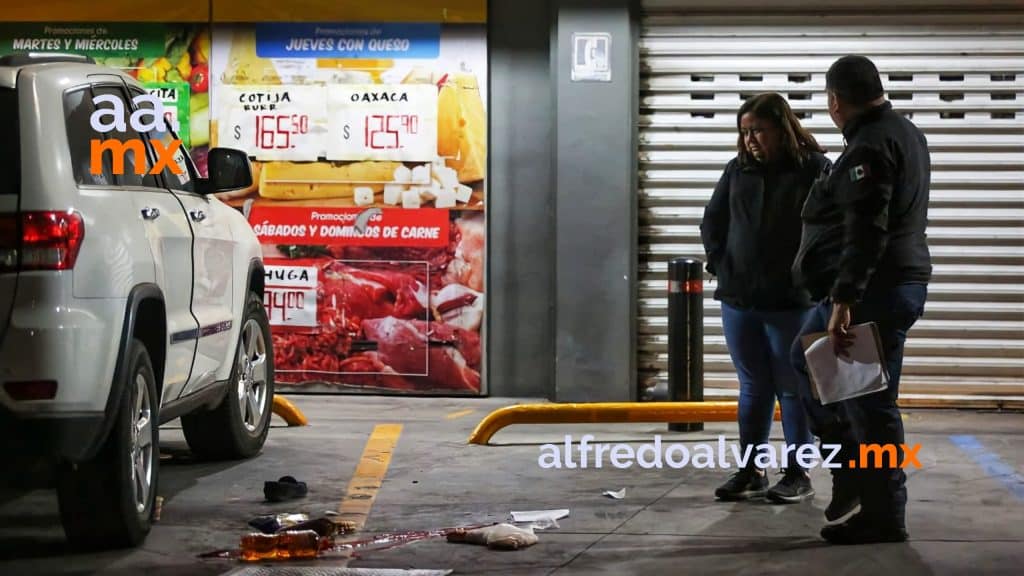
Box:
[849,163,871,182]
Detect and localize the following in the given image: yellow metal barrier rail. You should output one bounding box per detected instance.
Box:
[468,401,779,445]
[272,395,309,427]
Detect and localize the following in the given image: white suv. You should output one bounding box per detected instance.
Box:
[0,53,274,549]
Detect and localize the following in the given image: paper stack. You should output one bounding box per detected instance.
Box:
[802,322,889,404]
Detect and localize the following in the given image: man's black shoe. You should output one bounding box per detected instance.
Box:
[766,468,814,503]
[821,512,909,545]
[714,467,768,501]
[825,472,860,523]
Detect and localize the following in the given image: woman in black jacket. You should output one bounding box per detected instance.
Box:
[701,93,832,503]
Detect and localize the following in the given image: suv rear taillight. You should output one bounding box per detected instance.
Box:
[0,211,85,273]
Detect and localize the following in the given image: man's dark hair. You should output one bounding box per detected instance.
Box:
[826,55,884,106]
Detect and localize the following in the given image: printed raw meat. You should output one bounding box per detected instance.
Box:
[273,299,361,380]
[273,329,351,375]
[262,244,288,259]
[270,221,484,391]
[426,320,481,370]
[336,353,417,390]
[361,316,428,374]
[433,283,484,332]
[362,317,481,391]
[426,347,481,393]
[443,213,484,292]
[319,262,429,321]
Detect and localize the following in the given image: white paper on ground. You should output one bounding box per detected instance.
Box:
[804,323,888,404]
[602,488,626,499]
[509,509,570,523]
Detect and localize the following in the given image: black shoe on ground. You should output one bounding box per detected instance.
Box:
[825,472,861,523]
[820,512,908,545]
[715,468,768,501]
[766,468,815,503]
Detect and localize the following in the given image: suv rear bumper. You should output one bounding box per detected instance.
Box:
[0,276,125,414]
[0,407,106,464]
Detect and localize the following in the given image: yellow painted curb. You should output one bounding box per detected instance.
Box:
[468,401,779,445]
[272,395,309,427]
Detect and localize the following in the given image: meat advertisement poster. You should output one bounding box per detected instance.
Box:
[209,23,486,395]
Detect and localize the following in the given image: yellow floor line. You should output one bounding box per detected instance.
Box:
[337,423,402,532]
[444,408,476,420]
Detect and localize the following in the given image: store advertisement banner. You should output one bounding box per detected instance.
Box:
[211,22,486,395]
[252,23,441,59]
[0,23,212,165]
[249,206,451,247]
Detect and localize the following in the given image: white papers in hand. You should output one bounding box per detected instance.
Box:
[804,323,888,404]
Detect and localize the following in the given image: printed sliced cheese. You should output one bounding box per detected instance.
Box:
[434,187,456,209]
[400,67,441,85]
[383,184,405,206]
[223,28,281,85]
[258,160,402,200]
[454,183,473,204]
[410,164,431,186]
[393,164,413,183]
[354,187,375,206]
[443,73,487,184]
[402,189,422,209]
[433,164,459,190]
[437,76,461,159]
[418,184,438,202]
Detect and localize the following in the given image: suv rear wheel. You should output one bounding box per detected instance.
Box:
[181,292,274,459]
[56,339,159,549]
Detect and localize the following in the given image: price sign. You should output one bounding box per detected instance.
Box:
[326,84,438,162]
[145,82,190,148]
[264,265,318,328]
[217,85,326,161]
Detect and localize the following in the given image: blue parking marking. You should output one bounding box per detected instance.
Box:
[949,435,1024,502]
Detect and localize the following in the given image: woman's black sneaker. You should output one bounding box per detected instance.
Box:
[766,468,815,503]
[714,468,768,501]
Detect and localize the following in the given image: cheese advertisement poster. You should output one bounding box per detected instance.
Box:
[210,23,487,395]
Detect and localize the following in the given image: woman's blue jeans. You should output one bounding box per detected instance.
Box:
[721,303,815,470]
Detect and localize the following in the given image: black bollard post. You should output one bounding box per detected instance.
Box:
[667,258,704,432]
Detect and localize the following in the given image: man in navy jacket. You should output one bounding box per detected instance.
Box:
[791,55,932,544]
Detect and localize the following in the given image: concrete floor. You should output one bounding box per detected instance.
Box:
[0,395,1021,575]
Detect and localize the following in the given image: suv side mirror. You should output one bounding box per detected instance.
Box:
[204,148,253,193]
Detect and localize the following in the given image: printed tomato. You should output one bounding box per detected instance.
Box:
[190,63,209,93]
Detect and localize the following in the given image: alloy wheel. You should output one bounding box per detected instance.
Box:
[130,372,154,514]
[236,318,269,434]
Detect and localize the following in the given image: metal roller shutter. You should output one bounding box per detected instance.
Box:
[637,7,1024,407]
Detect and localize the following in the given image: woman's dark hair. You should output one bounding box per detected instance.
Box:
[736,92,826,165]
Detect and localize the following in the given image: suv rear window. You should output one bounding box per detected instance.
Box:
[64,88,113,186]
[0,88,18,195]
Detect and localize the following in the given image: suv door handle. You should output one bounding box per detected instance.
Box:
[141,207,160,220]
[189,209,207,222]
